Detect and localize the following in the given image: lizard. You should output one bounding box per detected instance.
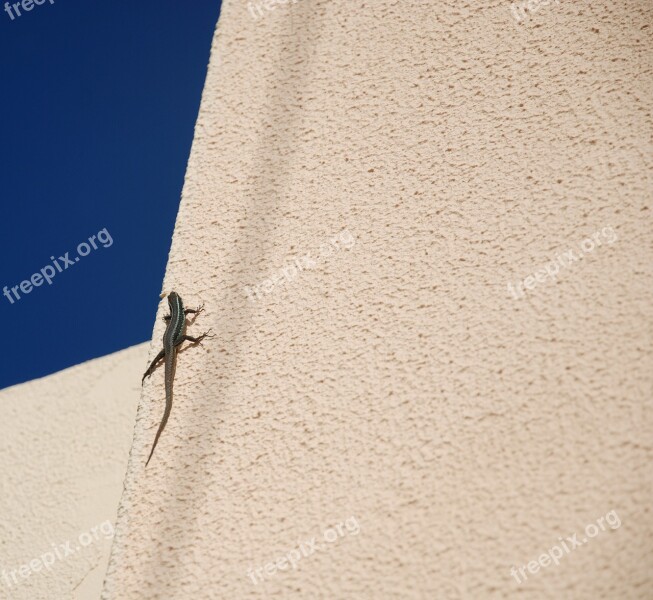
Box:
[141,291,212,466]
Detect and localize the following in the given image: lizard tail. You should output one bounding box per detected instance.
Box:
[145,401,172,467]
[145,423,165,467]
[145,356,175,467]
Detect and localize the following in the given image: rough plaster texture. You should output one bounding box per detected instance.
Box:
[103,0,652,598]
[0,343,147,600]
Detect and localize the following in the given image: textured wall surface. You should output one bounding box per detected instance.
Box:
[103,0,652,598]
[0,343,146,600]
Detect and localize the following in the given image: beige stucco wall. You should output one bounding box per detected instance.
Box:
[0,343,147,600]
[104,0,652,598]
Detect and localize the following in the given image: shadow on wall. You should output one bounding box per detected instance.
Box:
[144,0,338,591]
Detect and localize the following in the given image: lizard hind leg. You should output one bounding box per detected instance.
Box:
[141,349,165,384]
[174,330,214,347]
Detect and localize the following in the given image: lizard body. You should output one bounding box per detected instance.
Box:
[142,291,211,466]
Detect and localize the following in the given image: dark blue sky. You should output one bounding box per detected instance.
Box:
[0,0,222,390]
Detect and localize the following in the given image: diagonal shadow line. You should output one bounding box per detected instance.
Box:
[145,2,334,595]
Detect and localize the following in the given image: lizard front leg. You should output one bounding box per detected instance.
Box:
[184,303,205,316]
